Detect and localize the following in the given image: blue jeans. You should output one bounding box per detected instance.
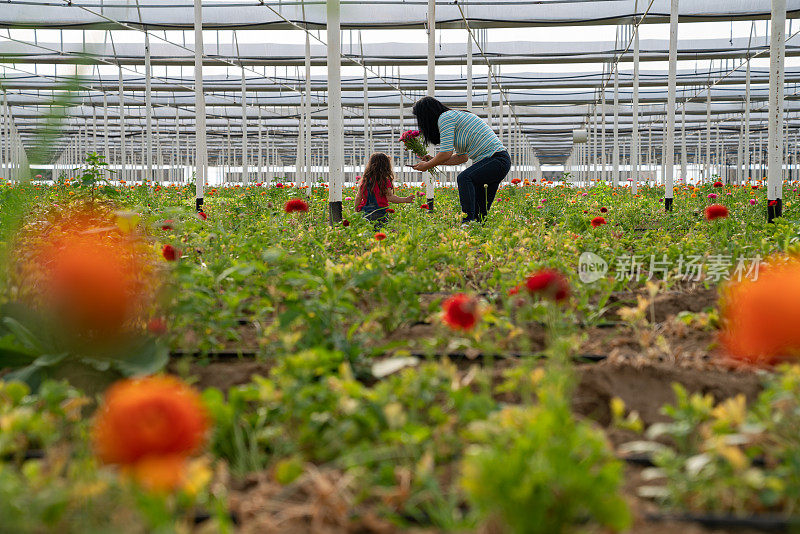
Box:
[361,189,388,227]
[457,150,511,222]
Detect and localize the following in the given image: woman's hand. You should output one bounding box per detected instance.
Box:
[412,161,429,172]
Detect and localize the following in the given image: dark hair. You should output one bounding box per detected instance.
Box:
[412,96,450,146]
[361,152,394,198]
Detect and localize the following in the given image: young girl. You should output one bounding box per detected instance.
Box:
[354,152,414,224]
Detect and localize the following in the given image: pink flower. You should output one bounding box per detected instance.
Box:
[708,193,718,199]
[749,199,757,205]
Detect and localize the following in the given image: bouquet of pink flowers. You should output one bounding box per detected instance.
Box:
[400,130,443,181]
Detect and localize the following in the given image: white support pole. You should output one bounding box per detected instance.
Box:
[242,69,249,185]
[194,0,207,211]
[103,93,109,174]
[738,114,745,184]
[681,102,687,183]
[487,65,493,129]
[631,13,640,195]
[664,0,678,210]
[398,84,405,183]
[612,61,620,187]
[743,61,751,181]
[265,124,271,182]
[601,74,607,183]
[327,0,344,223]
[144,31,153,181]
[118,67,126,183]
[363,67,371,155]
[768,0,786,221]
[705,90,712,182]
[591,105,597,181]
[305,31,312,192]
[466,29,473,112]
[257,106,263,183]
[427,0,436,98]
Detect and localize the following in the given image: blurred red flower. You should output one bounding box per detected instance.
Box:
[591,216,606,227]
[525,269,570,302]
[284,198,309,213]
[162,244,178,261]
[713,181,723,187]
[441,294,481,331]
[375,232,387,241]
[196,211,208,221]
[147,317,167,336]
[705,204,729,220]
[161,219,174,231]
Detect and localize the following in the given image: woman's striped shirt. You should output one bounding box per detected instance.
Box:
[437,109,506,162]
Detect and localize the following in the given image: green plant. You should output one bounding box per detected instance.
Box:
[461,364,631,534]
[70,152,117,205]
[633,366,800,516]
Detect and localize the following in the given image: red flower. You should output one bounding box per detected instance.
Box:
[591,216,606,227]
[284,198,309,213]
[161,219,174,231]
[147,317,167,336]
[583,210,588,214]
[162,244,178,261]
[196,211,208,221]
[441,294,481,331]
[507,285,520,296]
[511,178,521,185]
[276,183,284,188]
[375,232,387,241]
[525,269,570,302]
[342,219,350,227]
[769,200,778,207]
[705,204,729,220]
[599,207,608,213]
[387,208,395,214]
[752,185,759,190]
[713,181,723,187]
[420,204,429,209]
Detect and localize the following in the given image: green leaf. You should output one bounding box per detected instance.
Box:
[1,317,43,352]
[114,337,169,376]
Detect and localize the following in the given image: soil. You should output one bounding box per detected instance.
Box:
[573,361,763,427]
[169,358,273,391]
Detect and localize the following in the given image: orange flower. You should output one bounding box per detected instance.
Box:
[719,257,800,365]
[93,376,208,465]
[124,453,187,493]
[18,208,156,337]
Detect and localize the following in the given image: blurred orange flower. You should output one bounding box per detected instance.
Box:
[719,257,800,365]
[93,375,208,465]
[15,208,156,338]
